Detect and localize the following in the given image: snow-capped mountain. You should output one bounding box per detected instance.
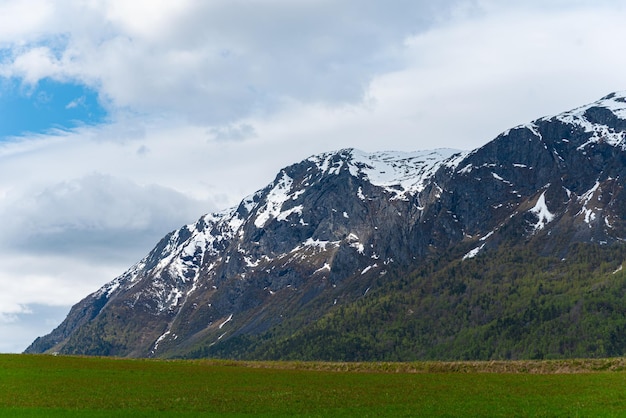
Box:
[27,91,626,359]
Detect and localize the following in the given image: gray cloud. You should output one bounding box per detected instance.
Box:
[0,173,212,262]
[209,123,257,142]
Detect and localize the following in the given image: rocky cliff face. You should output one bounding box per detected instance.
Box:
[26,92,626,359]
[446,92,626,255]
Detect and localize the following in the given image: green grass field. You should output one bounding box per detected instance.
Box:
[2,355,626,416]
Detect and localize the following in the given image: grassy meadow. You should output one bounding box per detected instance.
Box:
[2,355,626,416]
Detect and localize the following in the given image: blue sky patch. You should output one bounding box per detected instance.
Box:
[0,78,108,140]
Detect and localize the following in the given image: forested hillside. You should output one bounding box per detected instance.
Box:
[200,242,626,361]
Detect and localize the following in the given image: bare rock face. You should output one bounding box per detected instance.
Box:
[26,92,626,358]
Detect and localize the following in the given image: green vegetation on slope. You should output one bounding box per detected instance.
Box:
[195,242,626,361]
[3,355,626,416]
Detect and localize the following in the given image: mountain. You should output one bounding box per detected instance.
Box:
[26,92,626,360]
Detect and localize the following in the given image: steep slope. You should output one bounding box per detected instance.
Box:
[27,91,626,360]
[26,148,465,356]
[447,91,626,253]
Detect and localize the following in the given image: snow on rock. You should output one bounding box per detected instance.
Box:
[346,233,365,254]
[151,330,171,353]
[349,149,466,199]
[581,208,597,225]
[314,263,331,274]
[352,242,365,254]
[94,272,132,299]
[251,147,465,227]
[128,206,248,313]
[254,171,295,228]
[219,314,233,329]
[309,148,467,200]
[498,92,626,152]
[301,238,341,250]
[491,172,514,186]
[361,264,378,275]
[480,231,495,241]
[357,186,366,200]
[577,181,601,226]
[277,205,304,222]
[458,163,473,174]
[530,191,555,230]
[93,207,244,312]
[463,244,485,260]
[552,91,626,150]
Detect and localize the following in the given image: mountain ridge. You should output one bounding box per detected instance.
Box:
[26,91,626,360]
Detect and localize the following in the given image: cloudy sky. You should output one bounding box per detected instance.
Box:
[1,0,625,353]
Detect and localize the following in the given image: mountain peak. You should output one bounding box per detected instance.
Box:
[555,90,626,119]
[597,90,626,111]
[307,148,466,199]
[551,91,626,150]
[497,91,626,152]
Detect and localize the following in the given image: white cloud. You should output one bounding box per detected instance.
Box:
[325,2,626,150]
[209,123,257,142]
[65,95,85,109]
[7,46,64,85]
[1,0,463,124]
[0,253,118,307]
[0,0,54,42]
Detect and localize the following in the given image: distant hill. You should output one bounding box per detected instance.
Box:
[26,92,626,360]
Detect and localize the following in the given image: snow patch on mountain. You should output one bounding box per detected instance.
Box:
[577,181,601,226]
[463,244,485,260]
[530,191,555,231]
[308,148,466,200]
[219,314,233,329]
[254,171,295,228]
[553,91,626,150]
[297,238,341,251]
[151,330,170,354]
[314,263,331,274]
[251,148,468,229]
[349,149,466,199]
